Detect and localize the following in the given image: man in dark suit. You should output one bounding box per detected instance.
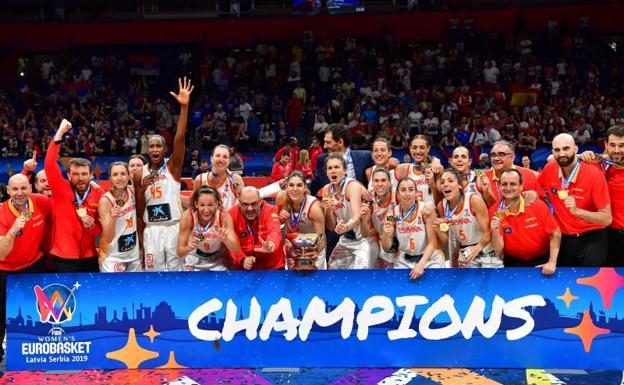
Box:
[309,124,374,196]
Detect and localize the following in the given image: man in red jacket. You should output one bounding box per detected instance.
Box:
[0,173,53,361]
[229,186,285,270]
[45,119,104,272]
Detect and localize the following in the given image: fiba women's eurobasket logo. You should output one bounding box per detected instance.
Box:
[33,282,80,334]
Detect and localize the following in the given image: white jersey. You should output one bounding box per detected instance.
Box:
[371,191,396,237]
[186,209,228,271]
[101,188,139,262]
[285,195,320,234]
[442,193,491,252]
[407,164,433,203]
[142,159,181,225]
[326,178,362,240]
[393,202,428,263]
[197,171,238,211]
[367,165,399,190]
[284,195,326,270]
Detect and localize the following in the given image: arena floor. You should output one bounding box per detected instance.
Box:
[0,366,622,384]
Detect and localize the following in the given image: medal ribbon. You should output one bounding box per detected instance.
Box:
[599,158,620,172]
[74,185,91,207]
[290,195,306,230]
[560,160,581,190]
[396,202,418,222]
[195,212,213,236]
[329,176,347,195]
[150,158,168,177]
[444,193,464,220]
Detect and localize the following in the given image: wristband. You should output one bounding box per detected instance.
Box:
[4,231,15,241]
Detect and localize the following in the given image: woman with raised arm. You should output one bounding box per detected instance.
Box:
[394,135,443,204]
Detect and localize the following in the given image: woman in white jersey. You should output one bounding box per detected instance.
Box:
[365,138,399,190]
[321,153,371,269]
[98,162,141,272]
[394,135,442,204]
[447,146,486,195]
[436,169,500,268]
[381,177,443,279]
[190,145,245,211]
[177,186,241,271]
[362,167,396,267]
[276,171,326,270]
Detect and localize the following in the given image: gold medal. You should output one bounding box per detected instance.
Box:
[195,233,205,242]
[494,211,505,220]
[77,207,87,217]
[386,215,395,222]
[22,211,31,221]
[557,190,568,199]
[439,222,449,232]
[115,199,124,207]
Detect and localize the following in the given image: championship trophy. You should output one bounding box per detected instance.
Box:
[285,233,323,270]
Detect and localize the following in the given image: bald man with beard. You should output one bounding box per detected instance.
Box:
[229,186,285,270]
[0,174,52,361]
[538,133,612,267]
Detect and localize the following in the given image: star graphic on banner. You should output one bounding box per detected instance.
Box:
[73,282,81,290]
[6,170,14,177]
[557,287,579,309]
[106,328,159,369]
[158,351,187,369]
[143,325,161,343]
[564,309,610,353]
[576,268,624,310]
[93,163,106,180]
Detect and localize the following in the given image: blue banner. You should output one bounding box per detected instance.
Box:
[6,268,624,371]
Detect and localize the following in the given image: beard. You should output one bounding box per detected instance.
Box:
[556,155,575,168]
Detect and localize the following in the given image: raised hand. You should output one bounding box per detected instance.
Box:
[253,236,275,254]
[54,119,72,141]
[23,151,37,172]
[170,77,194,106]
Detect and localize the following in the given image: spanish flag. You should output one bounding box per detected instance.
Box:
[509,83,538,106]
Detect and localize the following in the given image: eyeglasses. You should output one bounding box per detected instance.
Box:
[490,152,511,159]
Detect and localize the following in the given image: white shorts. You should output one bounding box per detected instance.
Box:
[365,237,380,269]
[143,223,182,272]
[394,249,446,269]
[328,236,371,270]
[466,248,503,268]
[100,258,142,273]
